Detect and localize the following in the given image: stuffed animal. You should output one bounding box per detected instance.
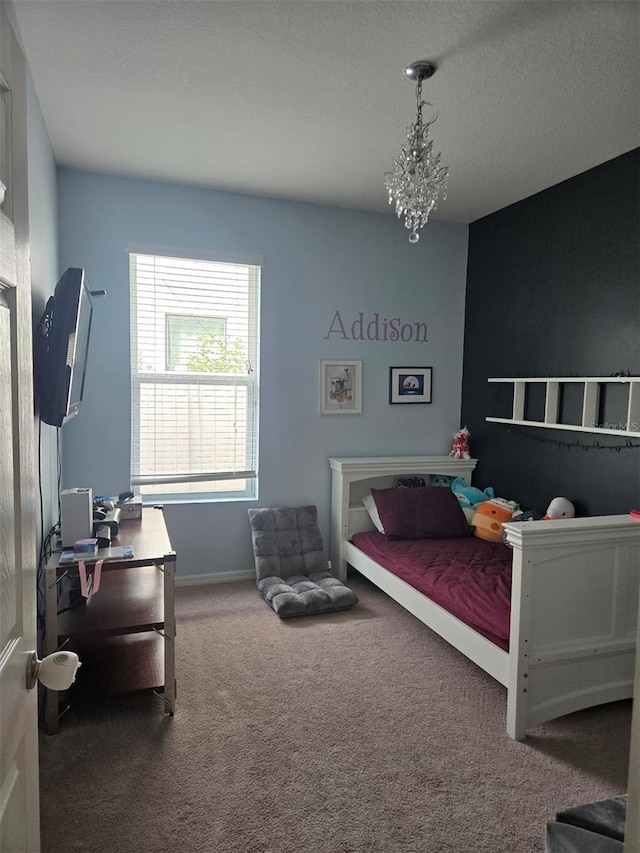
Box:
[473,498,519,542]
[429,474,454,488]
[544,497,575,520]
[502,509,545,546]
[511,509,545,523]
[451,477,495,510]
[450,427,471,460]
[394,476,426,489]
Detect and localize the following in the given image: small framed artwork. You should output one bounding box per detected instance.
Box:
[389,366,432,404]
[320,360,362,414]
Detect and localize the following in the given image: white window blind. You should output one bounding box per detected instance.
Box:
[129,251,260,500]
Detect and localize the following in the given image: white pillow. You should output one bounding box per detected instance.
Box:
[362,494,385,534]
[462,507,476,525]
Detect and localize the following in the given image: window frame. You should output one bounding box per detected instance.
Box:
[129,245,261,504]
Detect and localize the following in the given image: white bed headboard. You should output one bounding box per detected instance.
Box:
[328,456,477,579]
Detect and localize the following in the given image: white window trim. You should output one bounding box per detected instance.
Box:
[129,245,261,503]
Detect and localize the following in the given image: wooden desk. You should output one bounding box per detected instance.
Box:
[44,506,176,734]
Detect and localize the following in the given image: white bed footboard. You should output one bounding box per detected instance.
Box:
[505,515,640,739]
[329,456,640,739]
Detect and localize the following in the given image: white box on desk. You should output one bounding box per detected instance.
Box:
[115,494,142,520]
[60,487,93,547]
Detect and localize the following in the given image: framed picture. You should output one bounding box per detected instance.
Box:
[389,366,432,404]
[320,360,362,414]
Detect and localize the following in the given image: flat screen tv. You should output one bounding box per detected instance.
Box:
[36,268,93,428]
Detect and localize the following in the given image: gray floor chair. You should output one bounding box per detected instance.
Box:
[247,505,357,617]
[545,794,627,852]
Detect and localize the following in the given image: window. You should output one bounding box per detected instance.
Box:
[129,250,260,501]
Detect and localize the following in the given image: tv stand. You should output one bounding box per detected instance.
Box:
[44,506,176,734]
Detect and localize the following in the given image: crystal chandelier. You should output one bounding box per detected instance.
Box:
[384,61,449,244]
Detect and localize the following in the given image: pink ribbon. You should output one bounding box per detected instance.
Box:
[78,559,103,598]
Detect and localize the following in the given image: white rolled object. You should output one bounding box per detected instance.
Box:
[37,651,82,691]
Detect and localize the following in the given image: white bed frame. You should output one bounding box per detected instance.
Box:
[329,456,640,740]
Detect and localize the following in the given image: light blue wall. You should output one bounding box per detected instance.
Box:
[58,168,468,577]
[26,69,59,554]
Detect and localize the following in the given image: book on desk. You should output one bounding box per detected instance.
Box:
[59,544,134,564]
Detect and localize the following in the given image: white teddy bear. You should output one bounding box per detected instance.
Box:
[544,497,575,519]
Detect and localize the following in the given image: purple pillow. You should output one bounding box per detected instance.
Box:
[371,486,472,540]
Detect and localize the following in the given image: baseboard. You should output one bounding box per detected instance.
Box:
[175,570,255,588]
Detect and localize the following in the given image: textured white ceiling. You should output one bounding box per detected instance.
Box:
[11,0,640,223]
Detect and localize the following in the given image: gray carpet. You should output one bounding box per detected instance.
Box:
[39,575,631,853]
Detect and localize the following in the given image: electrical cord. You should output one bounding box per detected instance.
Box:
[36,419,63,632]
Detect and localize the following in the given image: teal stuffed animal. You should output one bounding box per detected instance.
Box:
[451,477,495,510]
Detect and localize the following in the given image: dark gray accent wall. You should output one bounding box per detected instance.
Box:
[462,149,639,517]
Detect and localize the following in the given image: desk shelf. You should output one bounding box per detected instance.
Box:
[44,507,176,733]
[57,566,164,640]
[67,633,164,698]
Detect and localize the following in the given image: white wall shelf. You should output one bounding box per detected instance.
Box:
[486,377,640,437]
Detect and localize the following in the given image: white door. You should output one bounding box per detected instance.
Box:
[0,6,40,852]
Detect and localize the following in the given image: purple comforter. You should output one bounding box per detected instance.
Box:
[351,530,513,650]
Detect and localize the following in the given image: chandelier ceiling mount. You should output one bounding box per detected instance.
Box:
[404,60,436,83]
